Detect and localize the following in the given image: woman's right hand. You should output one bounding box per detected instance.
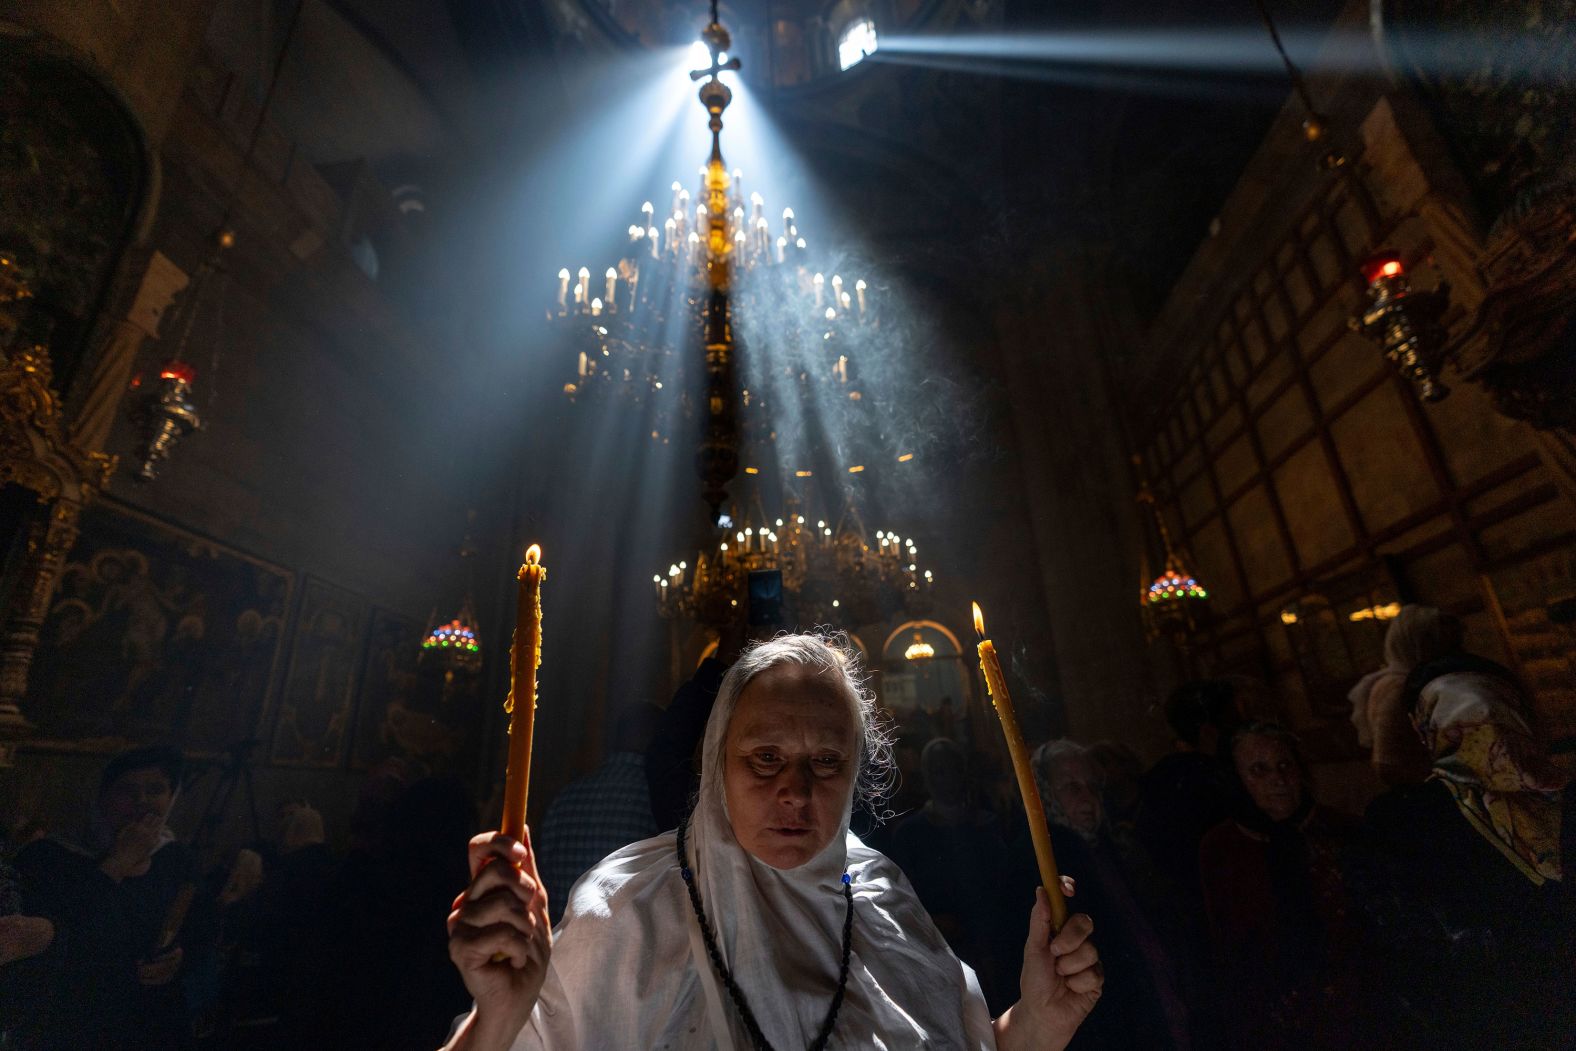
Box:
[446,830,552,1049]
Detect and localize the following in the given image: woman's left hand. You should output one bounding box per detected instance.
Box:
[993,882,1103,1051]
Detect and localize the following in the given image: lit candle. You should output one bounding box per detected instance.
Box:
[648,226,660,259]
[577,267,590,306]
[831,274,844,302]
[604,267,617,306]
[501,545,545,841]
[973,602,1067,930]
[591,297,603,317]
[776,237,786,264]
[856,278,867,315]
[813,273,824,307]
[642,200,655,230]
[557,268,570,309]
[664,218,676,254]
[572,283,583,306]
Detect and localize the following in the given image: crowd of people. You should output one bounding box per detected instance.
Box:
[2,606,1572,1049]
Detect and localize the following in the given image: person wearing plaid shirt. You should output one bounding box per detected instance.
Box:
[536,706,661,924]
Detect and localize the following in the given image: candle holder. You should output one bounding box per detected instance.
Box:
[134,360,202,481]
[1350,251,1453,403]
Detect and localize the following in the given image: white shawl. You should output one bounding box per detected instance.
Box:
[510,695,995,1049]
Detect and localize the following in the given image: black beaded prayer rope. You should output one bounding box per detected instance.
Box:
[676,820,854,1051]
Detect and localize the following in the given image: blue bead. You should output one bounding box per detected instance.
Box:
[682,868,693,881]
[841,873,851,885]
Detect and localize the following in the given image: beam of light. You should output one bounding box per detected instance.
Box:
[864,48,1285,104]
[880,27,1567,80]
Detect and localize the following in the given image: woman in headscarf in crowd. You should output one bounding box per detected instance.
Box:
[1197,724,1368,1051]
[1031,740,1191,1050]
[441,634,1103,1050]
[1361,657,1576,1049]
[1348,605,1462,786]
[12,745,200,1051]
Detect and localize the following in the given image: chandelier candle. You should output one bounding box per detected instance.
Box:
[501,544,545,842]
[972,601,1069,931]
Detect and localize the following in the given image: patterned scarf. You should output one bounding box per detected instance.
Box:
[1413,671,1567,884]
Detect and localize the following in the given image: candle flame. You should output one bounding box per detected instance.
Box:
[524,544,542,566]
[972,602,986,639]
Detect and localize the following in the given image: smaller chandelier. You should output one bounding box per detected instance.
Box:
[1135,465,1211,643]
[421,601,482,676]
[656,504,933,627]
[904,631,935,662]
[1147,563,1208,606]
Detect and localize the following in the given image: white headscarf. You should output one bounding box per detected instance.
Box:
[512,635,996,1050]
[1349,604,1460,746]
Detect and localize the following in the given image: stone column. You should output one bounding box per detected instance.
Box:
[69,250,189,453]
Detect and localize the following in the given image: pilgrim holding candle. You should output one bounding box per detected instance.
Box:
[444,621,1103,1051]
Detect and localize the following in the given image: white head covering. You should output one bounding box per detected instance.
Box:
[1349,604,1461,746]
[512,634,995,1050]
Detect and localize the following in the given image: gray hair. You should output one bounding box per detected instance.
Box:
[706,631,896,817]
[1031,739,1102,826]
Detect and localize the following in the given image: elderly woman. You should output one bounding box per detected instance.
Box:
[1198,724,1366,1050]
[1031,741,1190,1050]
[443,634,1102,1050]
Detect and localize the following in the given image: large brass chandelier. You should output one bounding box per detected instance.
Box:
[551,198,877,475]
[656,502,934,628]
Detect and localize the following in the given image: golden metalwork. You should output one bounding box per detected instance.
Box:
[0,339,116,763]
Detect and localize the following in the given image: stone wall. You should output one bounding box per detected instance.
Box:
[1123,45,1576,782]
[1,11,494,852]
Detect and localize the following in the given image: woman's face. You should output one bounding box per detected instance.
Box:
[1233,733,1303,822]
[1048,757,1103,836]
[723,664,858,870]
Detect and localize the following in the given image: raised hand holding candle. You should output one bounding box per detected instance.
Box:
[501,544,545,841]
[973,601,1069,931]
